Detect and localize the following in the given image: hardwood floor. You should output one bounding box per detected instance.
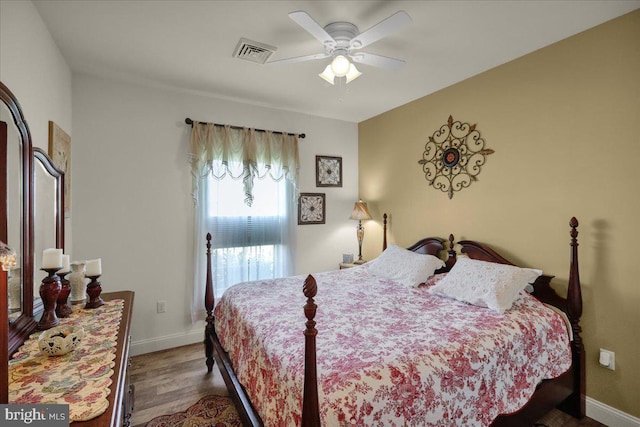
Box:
[130,342,228,426]
[130,343,606,427]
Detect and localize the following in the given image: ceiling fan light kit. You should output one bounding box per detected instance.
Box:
[271,10,412,85]
[319,55,363,85]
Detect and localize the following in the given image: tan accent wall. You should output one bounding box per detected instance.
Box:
[358,10,640,417]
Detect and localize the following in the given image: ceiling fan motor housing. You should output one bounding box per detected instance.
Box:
[323,22,360,52]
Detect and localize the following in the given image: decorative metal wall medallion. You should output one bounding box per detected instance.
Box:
[298,193,326,225]
[316,155,342,187]
[418,115,494,199]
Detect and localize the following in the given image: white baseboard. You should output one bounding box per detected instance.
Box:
[587,397,640,427]
[130,330,203,356]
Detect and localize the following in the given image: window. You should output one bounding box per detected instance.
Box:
[188,122,300,322]
[192,171,297,321]
[207,174,294,291]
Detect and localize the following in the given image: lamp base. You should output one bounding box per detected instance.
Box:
[353,259,366,265]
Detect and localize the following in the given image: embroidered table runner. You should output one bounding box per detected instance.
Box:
[9,299,124,422]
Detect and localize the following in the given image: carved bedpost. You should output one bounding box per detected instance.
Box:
[564,217,585,417]
[445,234,456,271]
[383,213,388,251]
[302,275,320,427]
[567,218,583,334]
[204,233,215,372]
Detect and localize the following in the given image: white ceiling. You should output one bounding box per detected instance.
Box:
[33,0,639,123]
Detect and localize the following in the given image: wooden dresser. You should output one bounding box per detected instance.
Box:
[6,290,135,426]
[69,291,135,427]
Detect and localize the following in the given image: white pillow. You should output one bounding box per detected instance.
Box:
[367,244,445,287]
[428,257,542,314]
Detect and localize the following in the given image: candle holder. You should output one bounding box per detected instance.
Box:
[55,272,73,318]
[85,275,104,309]
[37,267,62,330]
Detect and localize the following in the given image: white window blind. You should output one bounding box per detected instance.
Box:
[207,173,293,290]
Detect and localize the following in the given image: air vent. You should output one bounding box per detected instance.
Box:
[232,38,277,64]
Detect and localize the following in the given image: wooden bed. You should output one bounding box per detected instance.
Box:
[204,215,585,426]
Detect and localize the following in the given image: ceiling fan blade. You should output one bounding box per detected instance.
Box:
[350,11,412,50]
[288,11,336,49]
[351,52,406,71]
[269,52,331,66]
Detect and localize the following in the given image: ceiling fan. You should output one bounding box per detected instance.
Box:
[270,10,412,84]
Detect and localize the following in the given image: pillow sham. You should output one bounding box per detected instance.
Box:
[367,244,445,287]
[427,257,542,314]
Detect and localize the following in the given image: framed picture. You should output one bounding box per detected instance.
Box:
[48,121,71,218]
[298,193,326,225]
[316,155,342,187]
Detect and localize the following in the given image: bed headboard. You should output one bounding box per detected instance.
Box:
[383,213,455,272]
[381,213,576,315]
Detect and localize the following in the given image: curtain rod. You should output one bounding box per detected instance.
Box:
[185,118,305,139]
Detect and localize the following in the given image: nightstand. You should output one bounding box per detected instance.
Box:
[339,262,357,269]
[339,261,366,269]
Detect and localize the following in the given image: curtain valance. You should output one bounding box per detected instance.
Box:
[189,122,300,206]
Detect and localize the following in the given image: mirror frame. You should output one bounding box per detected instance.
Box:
[1,82,37,356]
[1,81,34,404]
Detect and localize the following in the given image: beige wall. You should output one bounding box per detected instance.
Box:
[359,10,640,417]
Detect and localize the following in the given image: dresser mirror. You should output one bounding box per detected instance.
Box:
[32,147,65,309]
[1,82,66,403]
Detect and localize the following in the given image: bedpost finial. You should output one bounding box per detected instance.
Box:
[206,233,212,252]
[303,275,318,299]
[570,217,579,240]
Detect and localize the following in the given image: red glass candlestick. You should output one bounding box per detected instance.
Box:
[37,267,62,330]
[56,273,73,318]
[85,275,104,309]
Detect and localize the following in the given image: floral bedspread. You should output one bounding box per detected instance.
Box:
[9,300,123,422]
[215,266,571,427]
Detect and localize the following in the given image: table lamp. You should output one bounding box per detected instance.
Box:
[349,200,372,264]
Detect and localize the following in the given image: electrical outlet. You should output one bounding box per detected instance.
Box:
[599,348,615,370]
[157,300,167,314]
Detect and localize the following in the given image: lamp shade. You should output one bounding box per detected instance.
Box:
[319,64,335,85]
[345,63,362,83]
[349,200,372,221]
